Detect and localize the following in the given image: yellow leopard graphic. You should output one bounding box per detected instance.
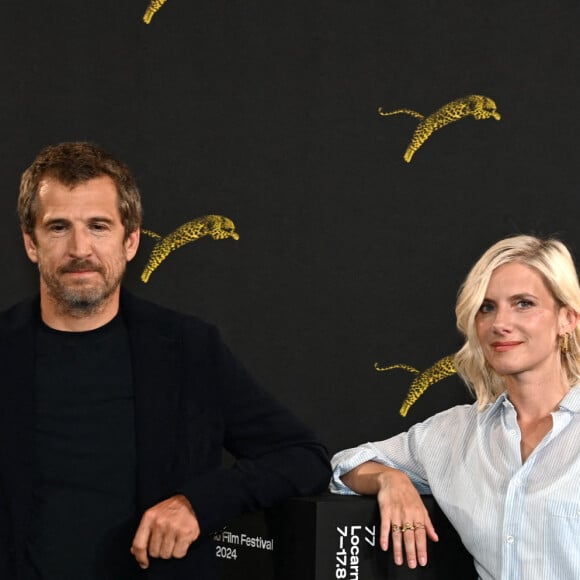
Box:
[140,215,239,283]
[143,0,167,24]
[378,95,501,162]
[375,354,457,416]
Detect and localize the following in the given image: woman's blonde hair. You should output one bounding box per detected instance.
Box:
[454,234,580,407]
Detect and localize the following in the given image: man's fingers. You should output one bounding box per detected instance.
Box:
[173,535,192,559]
[130,494,200,568]
[130,523,151,569]
[159,533,178,559]
[147,530,165,559]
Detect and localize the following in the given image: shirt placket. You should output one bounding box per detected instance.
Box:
[499,404,571,580]
[500,405,527,580]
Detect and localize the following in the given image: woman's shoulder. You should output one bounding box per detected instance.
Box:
[411,401,483,435]
[428,401,479,421]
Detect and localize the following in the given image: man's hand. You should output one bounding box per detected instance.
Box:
[130,494,200,569]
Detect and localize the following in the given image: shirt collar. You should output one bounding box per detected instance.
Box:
[492,391,510,411]
[489,386,580,414]
[558,386,580,413]
[478,391,510,425]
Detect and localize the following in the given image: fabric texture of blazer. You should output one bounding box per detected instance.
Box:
[0,290,331,579]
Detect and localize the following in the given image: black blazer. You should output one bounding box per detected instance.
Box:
[0,291,331,579]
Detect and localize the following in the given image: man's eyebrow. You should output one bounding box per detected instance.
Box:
[41,216,116,227]
[42,217,70,225]
[87,216,115,224]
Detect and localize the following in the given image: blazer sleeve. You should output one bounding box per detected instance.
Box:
[174,321,331,534]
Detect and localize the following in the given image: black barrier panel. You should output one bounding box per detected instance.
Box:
[215,494,477,580]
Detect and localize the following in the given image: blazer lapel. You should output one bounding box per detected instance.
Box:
[122,293,182,508]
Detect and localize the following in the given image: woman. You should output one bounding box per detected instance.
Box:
[330,235,580,579]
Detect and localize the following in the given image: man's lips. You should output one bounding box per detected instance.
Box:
[490,341,522,352]
[59,262,102,275]
[61,268,99,274]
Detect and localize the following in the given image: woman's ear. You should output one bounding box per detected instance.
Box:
[560,306,580,335]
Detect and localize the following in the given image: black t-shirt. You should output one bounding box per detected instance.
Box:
[24,314,140,579]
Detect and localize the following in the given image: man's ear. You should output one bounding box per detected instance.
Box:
[124,228,140,262]
[22,231,38,263]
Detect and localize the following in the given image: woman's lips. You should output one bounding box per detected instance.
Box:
[490,341,522,352]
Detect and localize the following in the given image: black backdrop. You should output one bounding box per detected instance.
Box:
[1,0,579,456]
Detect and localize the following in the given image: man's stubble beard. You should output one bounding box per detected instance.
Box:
[38,258,126,318]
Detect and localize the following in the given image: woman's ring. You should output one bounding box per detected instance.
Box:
[402,522,415,532]
[391,523,402,533]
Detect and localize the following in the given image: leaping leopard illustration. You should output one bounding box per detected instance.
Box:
[374,354,457,417]
[378,94,501,162]
[143,0,167,24]
[140,215,239,283]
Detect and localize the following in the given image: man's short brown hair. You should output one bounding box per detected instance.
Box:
[18,142,143,239]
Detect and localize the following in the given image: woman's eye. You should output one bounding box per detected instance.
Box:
[479,302,494,314]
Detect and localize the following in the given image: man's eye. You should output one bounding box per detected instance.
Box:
[49,224,66,232]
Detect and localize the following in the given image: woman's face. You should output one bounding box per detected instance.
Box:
[475,262,571,381]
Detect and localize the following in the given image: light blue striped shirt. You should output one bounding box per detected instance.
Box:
[330,387,580,579]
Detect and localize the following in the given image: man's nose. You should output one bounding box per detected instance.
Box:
[68,227,93,257]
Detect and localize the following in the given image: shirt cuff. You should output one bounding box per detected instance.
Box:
[329,443,385,494]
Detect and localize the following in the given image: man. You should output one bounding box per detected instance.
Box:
[0,142,331,579]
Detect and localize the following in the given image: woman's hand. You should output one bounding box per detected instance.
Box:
[341,462,438,568]
[375,469,438,568]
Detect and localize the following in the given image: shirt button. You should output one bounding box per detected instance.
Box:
[506,535,515,544]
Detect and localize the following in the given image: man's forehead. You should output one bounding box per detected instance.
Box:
[38,174,117,193]
[35,176,121,219]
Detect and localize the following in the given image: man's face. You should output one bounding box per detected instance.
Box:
[22,175,139,316]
